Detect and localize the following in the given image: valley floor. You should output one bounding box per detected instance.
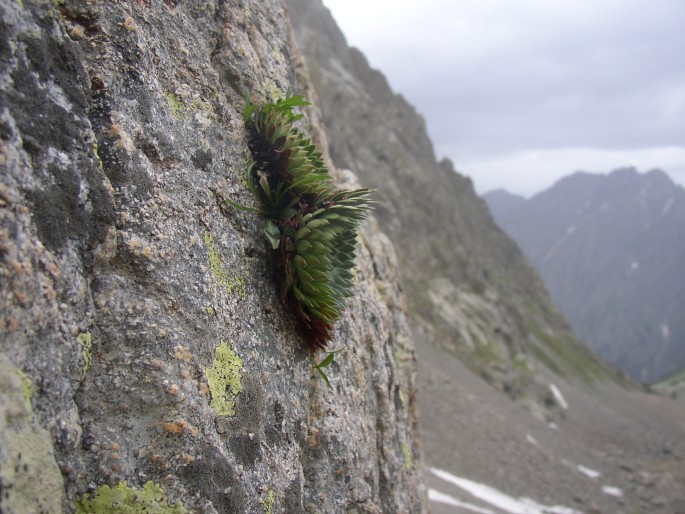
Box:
[416,341,685,514]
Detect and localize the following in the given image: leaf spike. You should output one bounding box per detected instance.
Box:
[237,88,372,354]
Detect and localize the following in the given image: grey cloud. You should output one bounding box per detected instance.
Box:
[324,0,685,193]
[368,1,685,158]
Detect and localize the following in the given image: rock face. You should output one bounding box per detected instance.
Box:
[485,168,685,383]
[0,1,426,512]
[286,0,619,409]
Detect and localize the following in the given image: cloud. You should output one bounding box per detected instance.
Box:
[458,147,685,197]
[322,0,685,194]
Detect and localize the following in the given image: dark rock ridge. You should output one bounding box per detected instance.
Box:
[485,168,685,383]
[0,0,426,512]
[482,188,526,222]
[286,0,622,410]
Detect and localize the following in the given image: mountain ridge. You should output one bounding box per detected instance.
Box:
[484,167,685,382]
[286,0,630,413]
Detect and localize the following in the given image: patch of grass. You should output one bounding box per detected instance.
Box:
[526,320,609,385]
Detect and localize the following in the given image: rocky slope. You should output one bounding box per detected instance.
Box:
[286,0,621,411]
[419,340,685,514]
[286,1,685,512]
[0,0,426,512]
[484,168,685,383]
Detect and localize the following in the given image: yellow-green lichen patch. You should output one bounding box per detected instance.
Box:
[92,143,105,171]
[260,489,275,514]
[77,332,93,381]
[0,356,64,513]
[270,46,285,64]
[163,89,186,118]
[401,441,413,470]
[394,346,405,370]
[203,231,246,297]
[262,82,283,103]
[205,340,243,416]
[16,369,32,417]
[163,89,213,121]
[394,334,413,369]
[75,481,186,513]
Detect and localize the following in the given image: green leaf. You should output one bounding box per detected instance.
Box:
[316,366,332,389]
[315,352,335,369]
[225,197,263,214]
[264,219,281,249]
[293,255,307,269]
[312,349,343,390]
[305,218,330,230]
[314,349,343,369]
[305,267,328,282]
[259,173,272,202]
[295,226,311,241]
[297,268,314,282]
[297,240,313,252]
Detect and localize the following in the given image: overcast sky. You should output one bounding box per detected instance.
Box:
[321,0,685,197]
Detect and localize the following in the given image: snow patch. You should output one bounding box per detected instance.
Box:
[661,323,671,341]
[577,465,601,479]
[661,197,674,215]
[430,467,583,514]
[549,384,569,410]
[602,486,623,497]
[526,434,539,447]
[429,489,495,514]
[543,227,576,263]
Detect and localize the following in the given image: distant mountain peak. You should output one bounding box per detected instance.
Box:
[483,188,524,199]
[485,168,685,383]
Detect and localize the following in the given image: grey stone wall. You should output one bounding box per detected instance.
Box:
[0,0,426,511]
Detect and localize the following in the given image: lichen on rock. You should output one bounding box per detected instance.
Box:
[0,356,64,514]
[205,340,244,416]
[77,332,93,381]
[204,230,247,297]
[75,481,186,514]
[16,367,33,417]
[0,0,427,511]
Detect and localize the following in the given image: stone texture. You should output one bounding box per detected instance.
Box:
[0,0,426,511]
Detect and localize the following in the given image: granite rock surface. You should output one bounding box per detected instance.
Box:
[0,0,426,511]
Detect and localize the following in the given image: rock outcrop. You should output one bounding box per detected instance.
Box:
[0,0,426,512]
